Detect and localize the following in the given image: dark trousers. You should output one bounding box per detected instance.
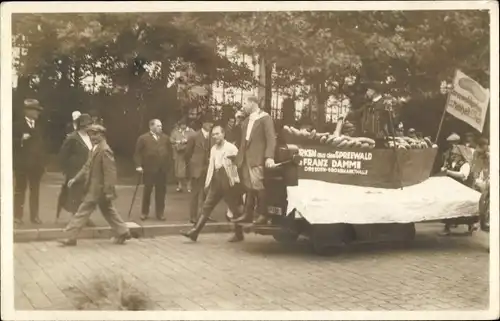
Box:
[201,169,242,218]
[14,170,43,220]
[244,189,267,217]
[190,174,207,221]
[142,170,167,217]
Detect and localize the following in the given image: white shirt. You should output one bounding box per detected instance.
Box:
[450,161,471,181]
[25,117,35,129]
[201,128,209,139]
[245,110,266,141]
[150,131,158,140]
[212,142,234,170]
[205,140,239,188]
[78,131,93,150]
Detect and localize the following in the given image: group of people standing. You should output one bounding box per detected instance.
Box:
[124,95,278,243]
[179,96,277,242]
[13,99,132,245]
[439,131,490,236]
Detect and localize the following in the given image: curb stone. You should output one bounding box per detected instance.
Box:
[13,222,233,243]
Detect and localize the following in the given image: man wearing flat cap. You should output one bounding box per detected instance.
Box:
[59,124,131,246]
[13,99,46,225]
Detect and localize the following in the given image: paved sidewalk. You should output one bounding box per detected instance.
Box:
[14,177,228,231]
[13,225,489,311]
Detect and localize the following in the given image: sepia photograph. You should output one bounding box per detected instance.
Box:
[1,1,498,320]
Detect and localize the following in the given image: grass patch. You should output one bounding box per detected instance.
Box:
[66,274,152,310]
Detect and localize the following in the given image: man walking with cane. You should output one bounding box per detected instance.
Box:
[134,119,172,221]
[58,124,131,246]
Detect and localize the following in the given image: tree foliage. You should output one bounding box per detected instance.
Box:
[12,10,490,152]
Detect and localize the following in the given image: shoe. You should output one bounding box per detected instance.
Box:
[187,189,192,193]
[181,215,210,242]
[140,214,148,221]
[466,224,478,235]
[86,220,96,227]
[114,232,131,245]
[157,216,166,221]
[228,230,244,243]
[14,218,23,225]
[207,217,217,222]
[31,217,43,225]
[181,228,198,242]
[438,229,451,236]
[189,219,196,224]
[58,239,77,247]
[176,187,182,193]
[253,215,269,225]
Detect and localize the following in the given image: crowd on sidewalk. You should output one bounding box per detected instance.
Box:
[12,93,490,247]
[13,96,277,246]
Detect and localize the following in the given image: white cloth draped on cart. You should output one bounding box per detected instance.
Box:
[287,176,481,224]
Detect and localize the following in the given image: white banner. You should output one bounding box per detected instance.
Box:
[445,70,490,132]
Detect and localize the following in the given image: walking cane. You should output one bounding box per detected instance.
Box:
[128,172,143,219]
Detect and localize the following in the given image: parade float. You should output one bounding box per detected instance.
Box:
[252,119,482,255]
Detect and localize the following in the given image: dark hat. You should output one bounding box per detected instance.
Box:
[24,99,43,111]
[87,124,106,134]
[77,114,93,128]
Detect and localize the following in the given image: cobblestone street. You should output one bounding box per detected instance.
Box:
[13,225,489,311]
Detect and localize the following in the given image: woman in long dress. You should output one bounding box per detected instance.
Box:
[170,119,195,192]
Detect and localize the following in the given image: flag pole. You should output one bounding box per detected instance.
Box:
[434,93,450,144]
[434,70,458,143]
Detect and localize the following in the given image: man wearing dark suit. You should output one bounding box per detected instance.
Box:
[134,119,171,221]
[56,114,95,226]
[185,114,214,223]
[13,99,47,225]
[59,124,131,246]
[232,96,277,226]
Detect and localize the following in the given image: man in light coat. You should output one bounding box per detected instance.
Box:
[58,124,131,246]
[181,125,244,242]
[232,96,277,225]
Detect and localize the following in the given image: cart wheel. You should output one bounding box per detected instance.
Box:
[272,230,299,244]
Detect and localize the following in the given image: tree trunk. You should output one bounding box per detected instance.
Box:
[256,56,273,114]
[264,61,273,114]
[257,56,266,109]
[316,81,327,130]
